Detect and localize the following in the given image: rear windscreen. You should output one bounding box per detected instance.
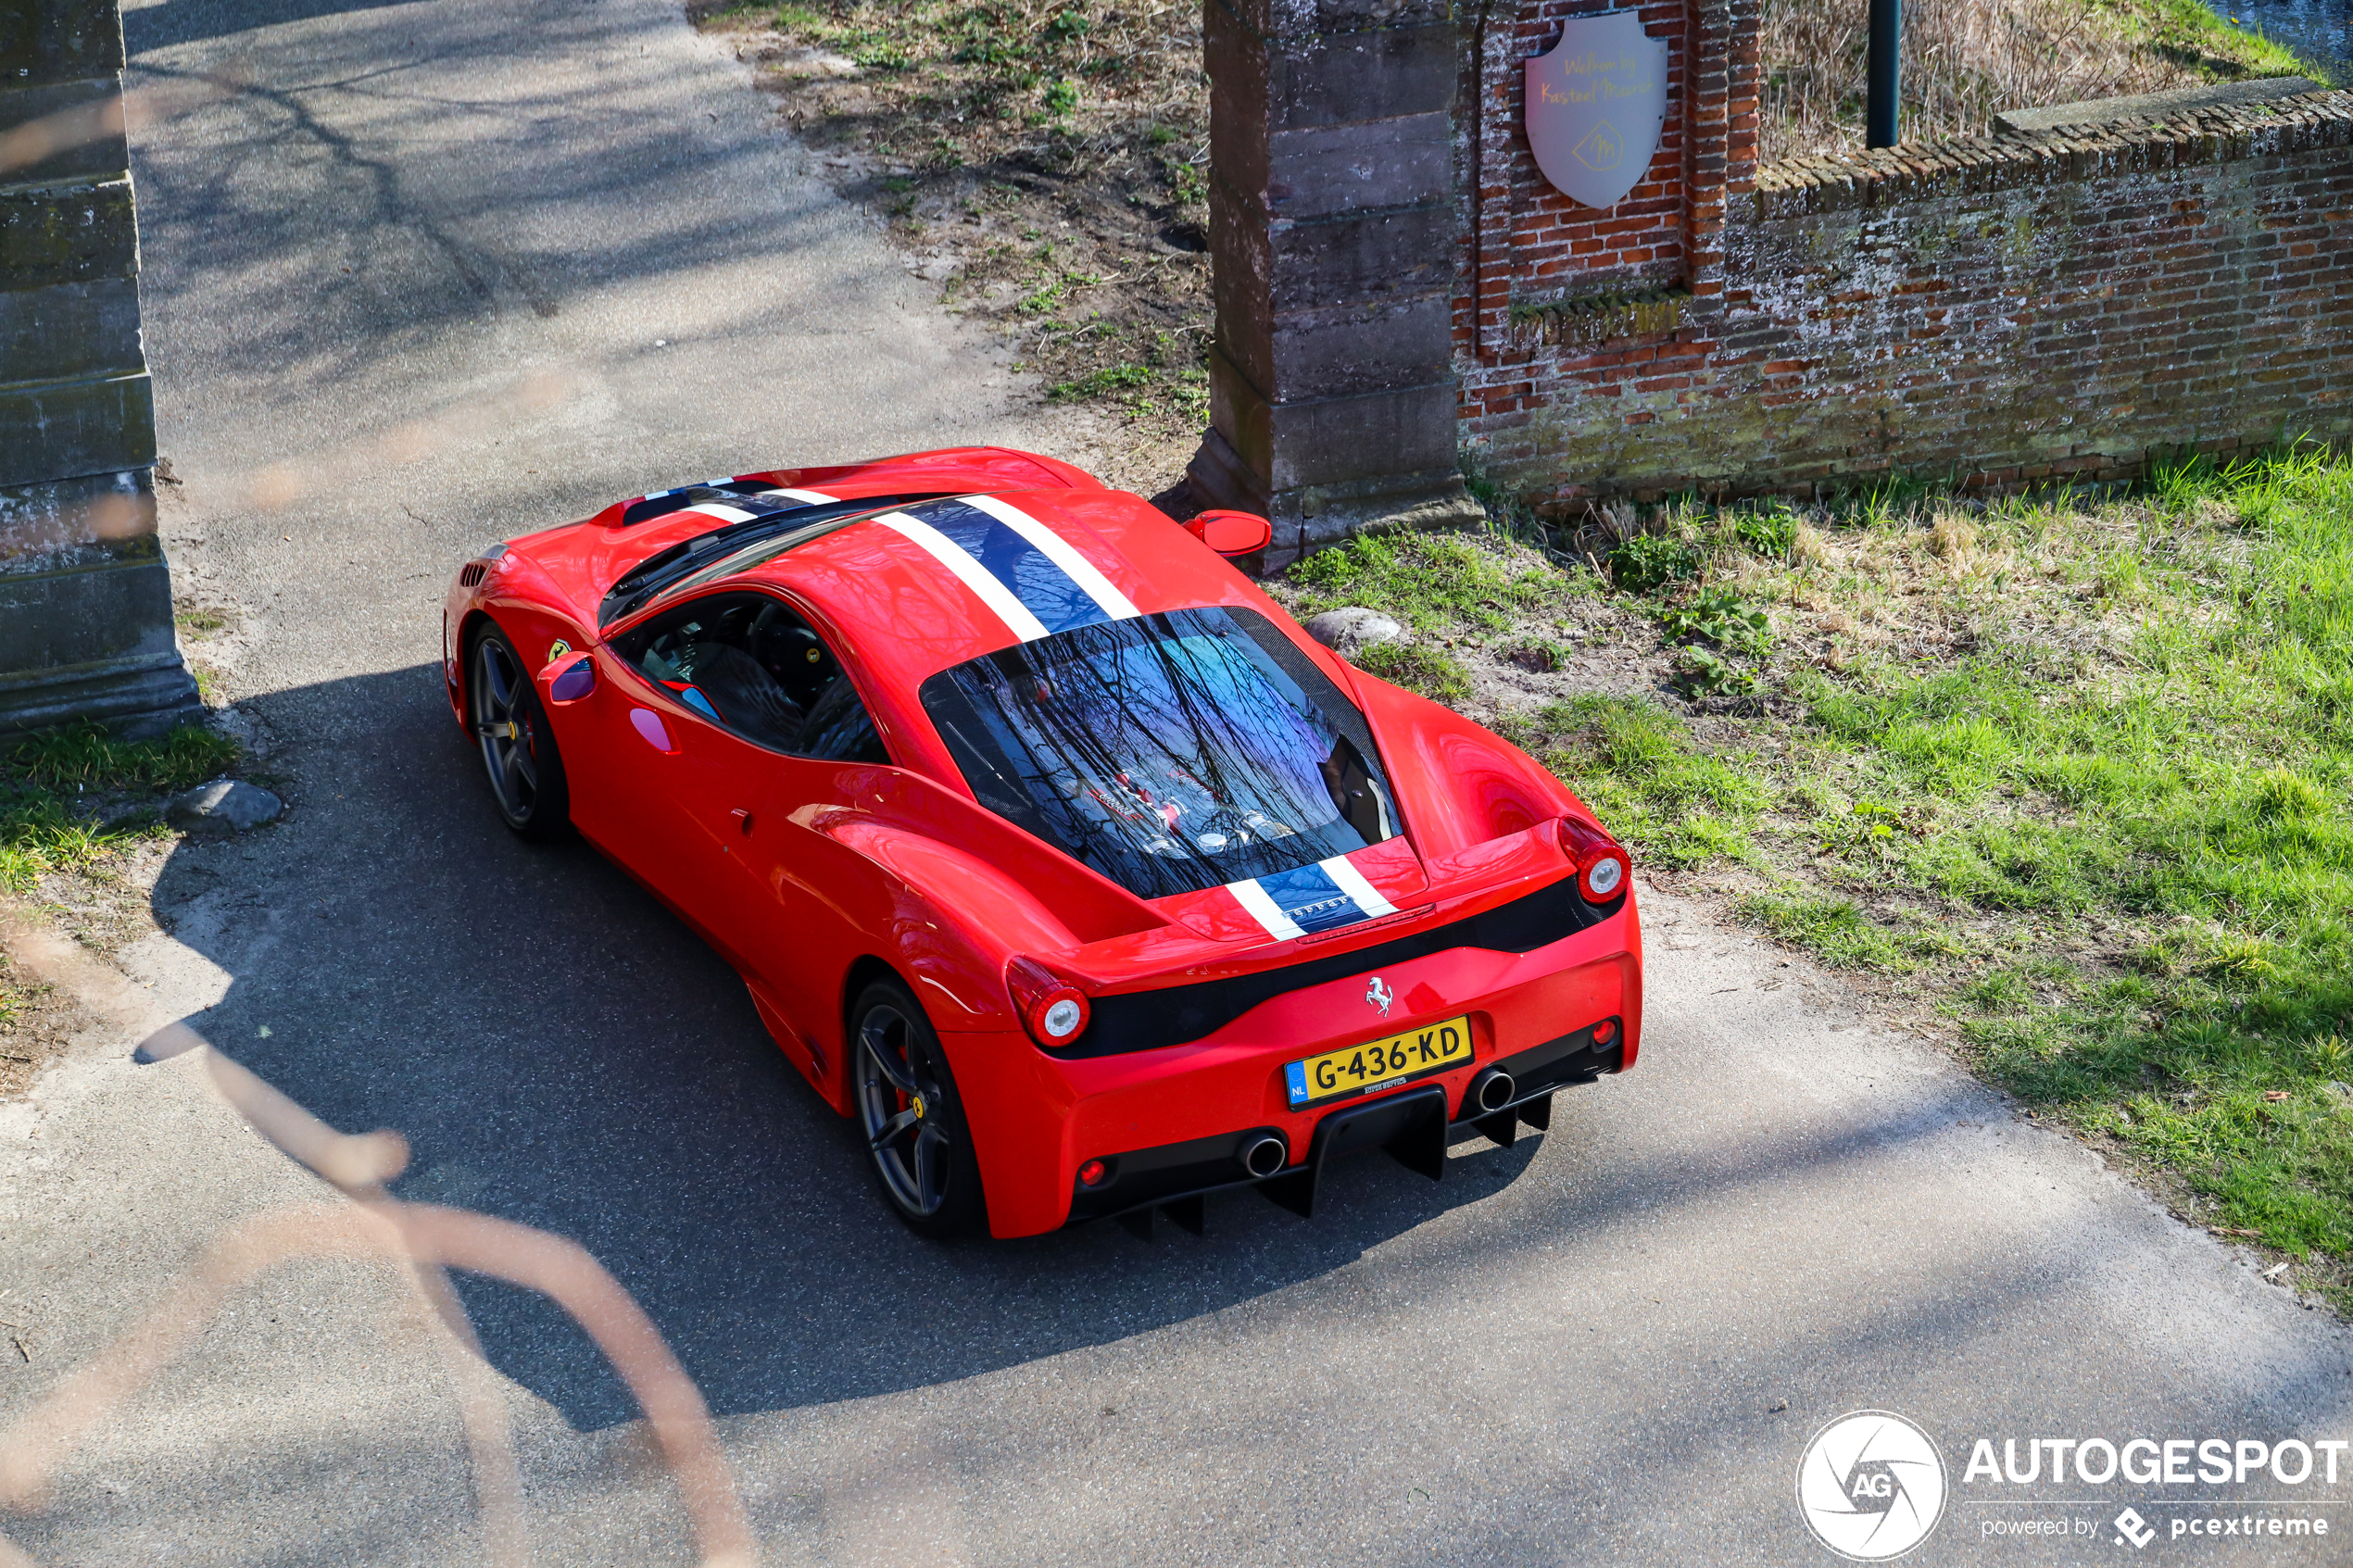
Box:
[918,606,1398,899]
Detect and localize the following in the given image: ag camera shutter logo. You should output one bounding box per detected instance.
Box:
[1796,1410,1949,1560]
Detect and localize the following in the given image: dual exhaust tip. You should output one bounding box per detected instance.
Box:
[1237,1070,1516,1180]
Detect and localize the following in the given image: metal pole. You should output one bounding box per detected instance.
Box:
[1867,0,1901,148]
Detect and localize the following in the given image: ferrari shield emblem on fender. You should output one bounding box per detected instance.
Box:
[1525,8,1668,210]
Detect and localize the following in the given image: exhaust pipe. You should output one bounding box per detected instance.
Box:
[1240,1133,1289,1179]
[1470,1067,1516,1115]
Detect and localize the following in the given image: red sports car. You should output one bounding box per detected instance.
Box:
[444,445,1642,1238]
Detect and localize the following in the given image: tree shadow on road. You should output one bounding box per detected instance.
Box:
[148,662,1537,1429]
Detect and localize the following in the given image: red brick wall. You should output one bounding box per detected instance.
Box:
[1453,13,2353,508]
[1455,0,1756,478]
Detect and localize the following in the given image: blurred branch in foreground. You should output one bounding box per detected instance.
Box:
[0,907,758,1568]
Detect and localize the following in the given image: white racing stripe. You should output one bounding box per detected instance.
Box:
[763,487,839,504]
[1226,878,1306,942]
[875,511,1052,642]
[958,493,1139,621]
[682,502,759,522]
[1319,854,1398,918]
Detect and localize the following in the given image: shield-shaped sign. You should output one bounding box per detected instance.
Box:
[1526,9,1669,210]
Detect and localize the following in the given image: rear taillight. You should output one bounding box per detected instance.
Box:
[1556,815,1629,905]
[1007,956,1091,1047]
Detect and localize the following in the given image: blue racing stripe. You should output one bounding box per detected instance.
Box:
[1253,861,1370,935]
[899,498,1112,635]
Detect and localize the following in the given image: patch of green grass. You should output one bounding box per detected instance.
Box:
[1048,361,1151,401]
[1734,890,1912,970]
[2124,0,2330,84]
[1286,530,1592,637]
[1353,642,1470,705]
[0,721,239,893]
[1501,696,1768,866]
[1318,441,2353,1276]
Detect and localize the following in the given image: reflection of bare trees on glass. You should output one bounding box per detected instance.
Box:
[931,611,1392,897]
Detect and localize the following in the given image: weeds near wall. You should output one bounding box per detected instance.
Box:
[0,724,239,895]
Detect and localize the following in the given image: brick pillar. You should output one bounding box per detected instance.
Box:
[1191,0,1485,571]
[0,0,199,734]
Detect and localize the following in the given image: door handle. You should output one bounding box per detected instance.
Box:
[731,808,755,835]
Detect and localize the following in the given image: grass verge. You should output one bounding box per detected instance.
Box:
[1,722,241,894]
[1283,445,2353,1305]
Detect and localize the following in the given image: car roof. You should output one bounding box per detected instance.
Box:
[722,486,1264,688]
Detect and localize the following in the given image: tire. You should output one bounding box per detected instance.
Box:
[850,980,988,1239]
[466,621,572,841]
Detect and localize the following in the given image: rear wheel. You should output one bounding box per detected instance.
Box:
[851,981,987,1239]
[467,622,571,841]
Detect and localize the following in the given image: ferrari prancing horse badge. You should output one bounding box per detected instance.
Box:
[1525,8,1668,211]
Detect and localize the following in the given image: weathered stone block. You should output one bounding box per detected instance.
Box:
[1207,12,1455,141]
[0,278,144,384]
[0,531,199,735]
[1219,0,1455,44]
[0,371,154,488]
[0,0,124,83]
[1212,345,1459,486]
[1228,293,1453,401]
[0,78,127,187]
[1263,112,1452,220]
[1267,205,1453,308]
[0,180,139,291]
[1214,182,1453,311]
[0,469,152,559]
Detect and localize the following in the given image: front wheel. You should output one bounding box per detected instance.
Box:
[851,981,987,1238]
[467,622,571,841]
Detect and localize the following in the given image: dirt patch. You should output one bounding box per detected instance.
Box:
[1264,530,1690,721]
[0,952,94,1101]
[701,0,1212,497]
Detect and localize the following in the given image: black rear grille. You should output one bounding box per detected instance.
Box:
[1052,875,1617,1060]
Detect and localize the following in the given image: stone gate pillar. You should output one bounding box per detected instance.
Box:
[1191,0,1485,570]
[0,0,200,734]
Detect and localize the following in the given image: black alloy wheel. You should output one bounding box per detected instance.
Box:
[469,624,571,841]
[851,981,986,1238]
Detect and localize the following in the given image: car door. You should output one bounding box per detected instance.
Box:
[602,588,897,1080]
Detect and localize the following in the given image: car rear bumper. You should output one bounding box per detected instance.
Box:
[950,896,1642,1237]
[1064,1022,1622,1234]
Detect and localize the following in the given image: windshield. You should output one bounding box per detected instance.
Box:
[918,607,1399,899]
[598,493,943,626]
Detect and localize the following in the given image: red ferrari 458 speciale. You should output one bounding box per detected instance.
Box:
[444,445,1642,1238]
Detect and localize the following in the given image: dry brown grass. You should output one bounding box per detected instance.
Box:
[1759,0,2309,160]
[702,0,1214,472]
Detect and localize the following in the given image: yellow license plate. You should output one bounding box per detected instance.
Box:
[1285,1016,1473,1110]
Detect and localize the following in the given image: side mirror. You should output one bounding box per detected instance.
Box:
[1184,509,1273,558]
[538,653,597,705]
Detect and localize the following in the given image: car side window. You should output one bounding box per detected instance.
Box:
[610,590,889,763]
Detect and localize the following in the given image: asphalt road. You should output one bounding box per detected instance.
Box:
[1,0,2348,1562]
